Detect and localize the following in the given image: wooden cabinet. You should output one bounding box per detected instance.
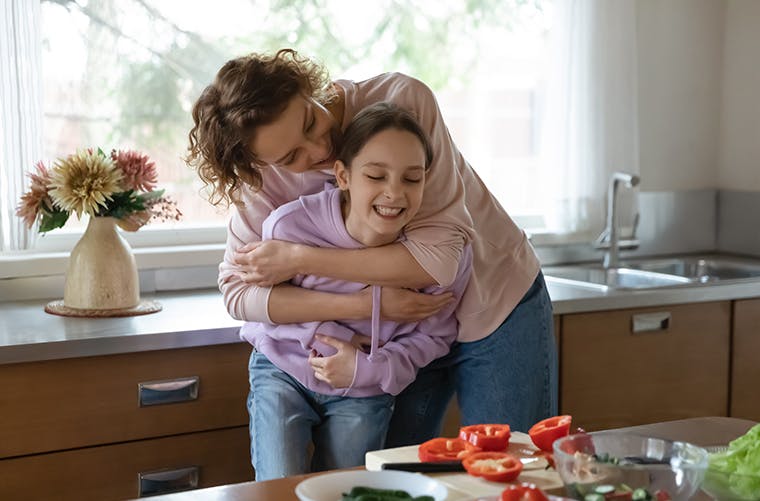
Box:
[559,302,731,431]
[0,343,253,500]
[731,298,760,420]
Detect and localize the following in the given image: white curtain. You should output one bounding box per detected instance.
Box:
[0,0,43,251]
[540,0,640,237]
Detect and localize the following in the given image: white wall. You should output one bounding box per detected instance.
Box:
[636,0,725,191]
[718,0,760,191]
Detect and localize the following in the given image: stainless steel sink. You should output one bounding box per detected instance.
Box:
[625,256,760,282]
[543,265,692,291]
[543,254,760,290]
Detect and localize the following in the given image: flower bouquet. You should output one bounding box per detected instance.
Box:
[17,148,181,316]
[17,148,180,232]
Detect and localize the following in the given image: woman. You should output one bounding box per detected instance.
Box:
[187,48,557,447]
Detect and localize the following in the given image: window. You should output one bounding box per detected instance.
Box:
[34,0,553,247]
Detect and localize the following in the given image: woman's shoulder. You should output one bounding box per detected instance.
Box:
[339,72,435,110]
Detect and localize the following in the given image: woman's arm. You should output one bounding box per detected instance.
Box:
[267,282,453,324]
[235,239,439,289]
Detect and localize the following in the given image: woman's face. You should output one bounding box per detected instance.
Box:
[249,94,341,174]
[335,128,427,247]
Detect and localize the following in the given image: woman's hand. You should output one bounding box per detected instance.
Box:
[309,335,358,388]
[359,286,454,323]
[233,240,304,286]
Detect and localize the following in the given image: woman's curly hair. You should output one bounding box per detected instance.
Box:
[186,49,336,207]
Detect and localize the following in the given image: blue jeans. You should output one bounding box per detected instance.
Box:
[247,352,394,481]
[386,272,558,446]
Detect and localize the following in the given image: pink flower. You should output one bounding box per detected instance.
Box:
[16,161,54,228]
[146,196,183,223]
[111,149,158,192]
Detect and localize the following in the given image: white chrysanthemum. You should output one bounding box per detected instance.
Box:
[48,150,123,217]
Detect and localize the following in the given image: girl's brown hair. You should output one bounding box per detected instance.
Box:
[186,49,335,206]
[337,102,433,169]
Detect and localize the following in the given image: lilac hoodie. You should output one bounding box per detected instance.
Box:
[239,187,472,397]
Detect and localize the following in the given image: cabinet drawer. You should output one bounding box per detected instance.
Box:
[0,343,251,458]
[0,426,251,501]
[560,301,730,430]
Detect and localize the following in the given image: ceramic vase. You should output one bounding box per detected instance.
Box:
[63,216,140,310]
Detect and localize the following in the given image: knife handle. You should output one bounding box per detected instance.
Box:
[381,461,465,472]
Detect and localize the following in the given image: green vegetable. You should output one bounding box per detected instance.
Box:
[631,487,652,500]
[708,423,760,500]
[341,486,434,501]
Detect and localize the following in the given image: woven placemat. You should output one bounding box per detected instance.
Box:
[44,299,162,318]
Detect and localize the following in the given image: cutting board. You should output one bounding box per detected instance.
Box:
[365,432,565,500]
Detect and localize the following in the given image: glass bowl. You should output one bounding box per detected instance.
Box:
[552,432,709,501]
[701,468,760,500]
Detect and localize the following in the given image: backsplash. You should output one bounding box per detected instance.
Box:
[718,190,760,256]
[536,189,760,265]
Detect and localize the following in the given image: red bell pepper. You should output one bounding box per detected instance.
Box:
[528,415,572,452]
[417,437,480,462]
[501,483,550,501]
[459,424,511,451]
[462,451,523,483]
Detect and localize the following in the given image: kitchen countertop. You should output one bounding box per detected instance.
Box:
[2,270,760,365]
[141,416,757,501]
[0,289,242,365]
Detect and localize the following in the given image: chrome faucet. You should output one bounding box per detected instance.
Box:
[594,172,640,269]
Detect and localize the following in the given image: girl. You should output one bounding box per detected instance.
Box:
[242,102,472,479]
[187,48,557,450]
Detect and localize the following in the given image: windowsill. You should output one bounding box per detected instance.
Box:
[0,244,225,280]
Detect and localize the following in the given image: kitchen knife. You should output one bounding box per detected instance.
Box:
[381,461,465,473]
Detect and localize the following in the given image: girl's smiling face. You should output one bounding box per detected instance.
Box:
[335,127,427,247]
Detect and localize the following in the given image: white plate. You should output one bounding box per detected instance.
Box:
[295,469,448,501]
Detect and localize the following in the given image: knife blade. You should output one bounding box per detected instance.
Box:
[380,461,465,473]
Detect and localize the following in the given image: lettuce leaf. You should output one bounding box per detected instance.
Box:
[708,423,760,499]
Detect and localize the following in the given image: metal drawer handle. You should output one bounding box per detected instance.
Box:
[138,466,199,497]
[631,312,671,333]
[138,376,199,407]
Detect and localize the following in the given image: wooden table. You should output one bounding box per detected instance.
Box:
[145,416,757,501]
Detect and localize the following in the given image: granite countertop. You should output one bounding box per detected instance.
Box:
[2,275,760,365]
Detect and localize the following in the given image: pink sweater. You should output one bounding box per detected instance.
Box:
[241,187,472,397]
[220,72,540,342]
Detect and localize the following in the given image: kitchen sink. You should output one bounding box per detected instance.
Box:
[543,265,691,291]
[625,256,760,282]
[543,254,760,290]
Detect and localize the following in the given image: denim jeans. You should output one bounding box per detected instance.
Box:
[247,352,394,481]
[386,272,558,446]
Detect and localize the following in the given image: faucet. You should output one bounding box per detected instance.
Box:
[594,172,641,269]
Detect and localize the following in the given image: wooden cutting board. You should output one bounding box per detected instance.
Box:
[365,432,565,500]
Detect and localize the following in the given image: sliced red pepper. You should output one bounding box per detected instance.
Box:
[417,437,481,462]
[462,451,523,483]
[528,415,572,453]
[500,483,550,501]
[557,428,595,456]
[459,424,511,451]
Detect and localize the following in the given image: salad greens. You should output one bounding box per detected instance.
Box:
[341,486,434,501]
[708,423,760,499]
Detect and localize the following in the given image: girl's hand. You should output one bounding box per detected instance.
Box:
[233,240,304,286]
[309,335,358,388]
[350,333,372,353]
[360,286,454,323]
